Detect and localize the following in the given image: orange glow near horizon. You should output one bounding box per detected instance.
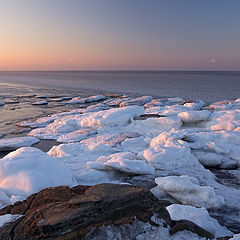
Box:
[0,1,240,71]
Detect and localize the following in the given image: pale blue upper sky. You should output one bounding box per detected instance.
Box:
[0,0,239,70]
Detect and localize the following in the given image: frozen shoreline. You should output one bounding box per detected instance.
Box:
[0,93,240,237]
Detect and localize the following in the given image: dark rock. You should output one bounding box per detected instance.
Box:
[133,114,166,120]
[0,184,223,240]
[171,219,214,239]
[0,184,159,240]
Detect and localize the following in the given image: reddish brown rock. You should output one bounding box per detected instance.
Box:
[0,184,159,240]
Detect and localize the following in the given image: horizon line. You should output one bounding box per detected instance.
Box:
[0,69,240,72]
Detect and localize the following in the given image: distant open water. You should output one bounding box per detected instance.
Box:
[0,70,240,136]
[1,71,240,102]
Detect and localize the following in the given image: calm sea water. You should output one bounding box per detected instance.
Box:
[0,71,240,136]
[1,71,240,102]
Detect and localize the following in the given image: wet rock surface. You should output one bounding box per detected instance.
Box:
[0,183,215,240]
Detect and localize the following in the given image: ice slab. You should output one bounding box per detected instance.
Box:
[32,100,48,105]
[0,137,40,151]
[91,152,155,175]
[0,147,76,195]
[186,130,240,163]
[178,110,210,123]
[0,214,22,228]
[155,175,225,209]
[167,204,233,238]
[57,129,97,143]
[120,96,153,107]
[142,131,200,170]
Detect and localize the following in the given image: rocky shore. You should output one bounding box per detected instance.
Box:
[0,94,240,239]
[0,183,220,240]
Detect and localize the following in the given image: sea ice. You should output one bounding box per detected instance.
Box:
[166,204,233,238]
[66,95,107,104]
[178,110,210,123]
[91,152,155,175]
[119,96,153,107]
[229,234,240,240]
[78,105,144,129]
[142,131,200,170]
[0,147,76,195]
[0,136,40,151]
[167,97,185,104]
[57,129,97,143]
[206,110,240,131]
[132,116,182,131]
[32,100,48,105]
[186,130,240,163]
[0,214,22,228]
[155,175,225,208]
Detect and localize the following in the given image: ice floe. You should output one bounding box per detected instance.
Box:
[119,96,153,107]
[57,129,97,143]
[89,152,155,175]
[0,214,22,228]
[141,131,201,170]
[0,94,239,235]
[155,175,225,208]
[66,95,107,104]
[178,110,210,123]
[0,136,40,151]
[32,100,48,105]
[0,147,76,196]
[185,130,240,164]
[167,204,233,238]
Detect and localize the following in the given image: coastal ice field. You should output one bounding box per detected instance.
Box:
[0,92,240,237]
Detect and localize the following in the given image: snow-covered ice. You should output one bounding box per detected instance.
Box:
[32,100,48,105]
[178,110,210,123]
[167,204,233,238]
[0,136,40,151]
[90,152,155,175]
[0,147,76,196]
[0,214,22,228]
[0,94,239,236]
[119,96,153,107]
[155,175,225,208]
[66,95,107,104]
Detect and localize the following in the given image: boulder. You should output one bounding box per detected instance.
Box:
[0,184,159,240]
[0,183,216,240]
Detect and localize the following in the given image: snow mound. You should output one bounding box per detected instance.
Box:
[135,116,183,130]
[90,152,155,175]
[57,129,97,143]
[79,105,144,129]
[0,147,76,195]
[120,96,153,107]
[167,204,233,238]
[0,137,40,151]
[142,131,200,170]
[178,110,210,123]
[155,175,225,209]
[66,95,107,104]
[186,130,240,163]
[167,97,184,104]
[206,110,240,131]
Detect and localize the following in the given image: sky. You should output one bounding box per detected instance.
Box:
[0,0,240,71]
